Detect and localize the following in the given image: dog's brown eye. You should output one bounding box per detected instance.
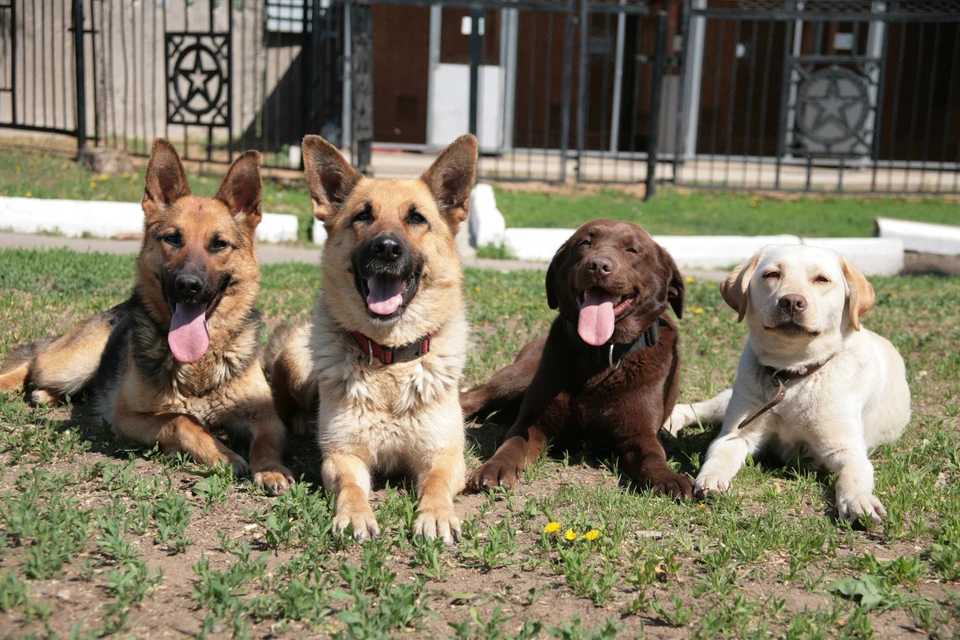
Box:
[763,271,780,280]
[162,233,182,249]
[406,210,427,225]
[209,238,231,253]
[578,239,592,248]
[626,247,639,254]
[352,205,374,225]
[814,275,830,284]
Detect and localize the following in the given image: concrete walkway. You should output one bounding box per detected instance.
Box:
[0,232,734,281]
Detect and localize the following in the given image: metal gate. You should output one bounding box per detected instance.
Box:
[675,0,960,193]
[1,0,346,169]
[0,0,93,142]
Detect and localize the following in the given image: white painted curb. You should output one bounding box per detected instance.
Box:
[312,218,327,245]
[654,235,803,270]
[0,197,298,243]
[801,237,904,276]
[469,183,506,248]
[875,217,960,256]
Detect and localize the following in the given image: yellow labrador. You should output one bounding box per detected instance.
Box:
[665,245,910,523]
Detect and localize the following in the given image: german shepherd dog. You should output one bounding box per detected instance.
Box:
[0,140,293,494]
[268,134,478,543]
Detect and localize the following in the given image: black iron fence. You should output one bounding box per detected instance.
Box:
[2,0,959,196]
[675,0,960,193]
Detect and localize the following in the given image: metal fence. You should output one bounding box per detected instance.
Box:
[1,0,344,168]
[676,0,960,193]
[2,0,959,195]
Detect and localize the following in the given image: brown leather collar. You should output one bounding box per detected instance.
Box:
[349,331,431,365]
[737,356,835,430]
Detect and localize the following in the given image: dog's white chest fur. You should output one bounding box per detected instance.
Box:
[309,300,468,472]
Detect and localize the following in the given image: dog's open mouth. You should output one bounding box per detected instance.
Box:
[576,287,636,346]
[764,321,820,338]
[165,281,229,364]
[358,272,420,320]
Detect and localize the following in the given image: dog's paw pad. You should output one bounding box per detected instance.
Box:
[254,468,294,496]
[414,508,461,545]
[333,511,380,543]
[694,474,731,499]
[29,389,57,406]
[652,473,694,500]
[466,460,519,492]
[838,493,886,524]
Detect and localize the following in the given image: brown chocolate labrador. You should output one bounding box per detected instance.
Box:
[462,219,693,498]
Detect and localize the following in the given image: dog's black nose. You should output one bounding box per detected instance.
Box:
[371,235,403,262]
[175,274,204,300]
[587,256,613,275]
[779,294,807,314]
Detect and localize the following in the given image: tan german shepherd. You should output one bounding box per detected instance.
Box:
[0,140,293,494]
[268,134,477,543]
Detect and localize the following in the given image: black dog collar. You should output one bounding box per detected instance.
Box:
[589,319,662,370]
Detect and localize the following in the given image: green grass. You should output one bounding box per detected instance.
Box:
[0,248,959,637]
[0,143,315,243]
[493,187,960,237]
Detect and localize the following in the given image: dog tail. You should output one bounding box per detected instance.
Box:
[662,388,732,436]
[0,336,57,392]
[262,322,295,377]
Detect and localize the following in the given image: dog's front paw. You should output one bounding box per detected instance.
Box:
[333,507,380,542]
[466,458,520,492]
[694,472,732,499]
[29,389,59,406]
[414,506,461,545]
[253,464,295,496]
[648,470,694,500]
[837,492,886,524]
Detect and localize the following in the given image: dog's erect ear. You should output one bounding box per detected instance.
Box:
[659,246,685,319]
[142,139,190,221]
[302,135,362,226]
[422,134,478,234]
[841,258,874,331]
[545,238,573,310]
[216,150,263,235]
[721,253,761,322]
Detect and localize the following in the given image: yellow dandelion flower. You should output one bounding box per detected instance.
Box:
[99,174,108,181]
[133,172,139,179]
[24,191,32,198]
[61,162,68,170]
[694,308,704,314]
[122,171,131,178]
[564,529,577,541]
[584,529,600,541]
[544,522,561,534]
[89,181,96,188]
[684,276,694,284]
[473,286,481,292]
[14,165,21,172]
[698,503,709,512]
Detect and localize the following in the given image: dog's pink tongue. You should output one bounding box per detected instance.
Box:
[168,303,209,363]
[367,275,405,315]
[578,288,616,346]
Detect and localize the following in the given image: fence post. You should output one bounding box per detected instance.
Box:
[558,0,577,183]
[645,11,667,201]
[72,0,87,155]
[468,4,482,136]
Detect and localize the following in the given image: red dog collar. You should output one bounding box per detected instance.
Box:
[349,331,431,365]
